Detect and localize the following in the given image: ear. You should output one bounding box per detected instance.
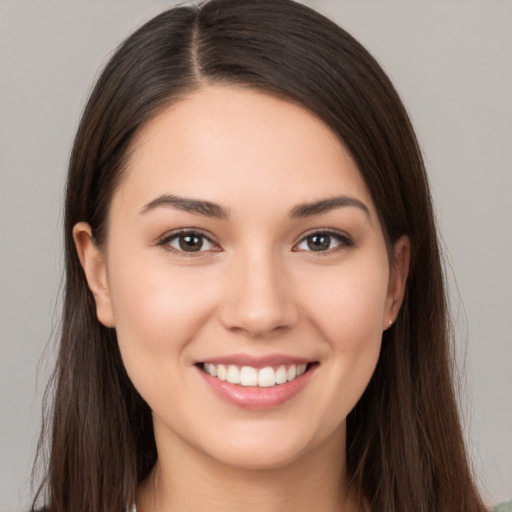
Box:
[73,222,115,327]
[383,235,410,330]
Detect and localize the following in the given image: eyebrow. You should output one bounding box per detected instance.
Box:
[140,194,229,218]
[290,196,371,220]
[140,193,370,221]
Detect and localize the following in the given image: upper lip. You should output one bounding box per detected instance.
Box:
[198,353,315,369]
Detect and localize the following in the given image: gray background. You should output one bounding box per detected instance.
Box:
[1,1,511,510]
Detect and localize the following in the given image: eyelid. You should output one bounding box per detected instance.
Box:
[156,227,352,254]
[157,228,221,254]
[293,228,354,252]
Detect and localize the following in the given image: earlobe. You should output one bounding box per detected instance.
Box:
[384,235,411,330]
[73,222,115,327]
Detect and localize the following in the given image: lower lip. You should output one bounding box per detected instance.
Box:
[197,365,316,410]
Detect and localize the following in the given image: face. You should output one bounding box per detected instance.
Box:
[75,85,408,471]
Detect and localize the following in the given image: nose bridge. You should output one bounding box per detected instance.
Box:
[220,243,297,337]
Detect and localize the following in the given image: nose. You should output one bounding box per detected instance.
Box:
[219,249,299,338]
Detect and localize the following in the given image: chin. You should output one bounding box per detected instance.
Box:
[191,417,345,472]
[203,439,312,471]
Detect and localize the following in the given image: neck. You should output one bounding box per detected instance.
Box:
[137,423,360,512]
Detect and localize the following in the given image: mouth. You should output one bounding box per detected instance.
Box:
[198,363,316,388]
[199,362,314,388]
[195,354,318,409]
[196,360,318,409]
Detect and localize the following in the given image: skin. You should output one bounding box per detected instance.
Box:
[74,85,410,512]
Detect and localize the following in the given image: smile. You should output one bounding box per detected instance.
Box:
[197,355,318,409]
[202,363,308,387]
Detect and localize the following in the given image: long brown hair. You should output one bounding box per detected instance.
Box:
[32,1,486,511]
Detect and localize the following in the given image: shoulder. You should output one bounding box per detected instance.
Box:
[493,502,512,512]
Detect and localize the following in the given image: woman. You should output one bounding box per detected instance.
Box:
[31,0,490,510]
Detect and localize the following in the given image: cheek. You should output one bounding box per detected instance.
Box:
[299,260,389,411]
[305,260,389,346]
[106,252,219,373]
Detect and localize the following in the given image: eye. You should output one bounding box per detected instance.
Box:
[294,231,353,253]
[159,230,218,253]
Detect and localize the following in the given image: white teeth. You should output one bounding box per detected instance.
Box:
[203,362,309,387]
[297,364,307,376]
[258,367,275,387]
[286,365,297,381]
[240,366,258,386]
[216,364,227,381]
[226,365,240,384]
[275,365,287,384]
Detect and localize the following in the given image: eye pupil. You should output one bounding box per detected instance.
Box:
[307,234,330,251]
[179,234,203,252]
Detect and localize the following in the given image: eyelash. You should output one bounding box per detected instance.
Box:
[157,229,353,256]
[293,229,354,254]
[157,229,219,256]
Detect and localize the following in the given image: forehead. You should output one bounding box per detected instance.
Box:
[115,85,375,218]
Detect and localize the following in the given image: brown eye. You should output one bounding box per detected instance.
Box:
[295,231,353,253]
[179,234,204,252]
[160,231,217,253]
[306,234,331,251]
